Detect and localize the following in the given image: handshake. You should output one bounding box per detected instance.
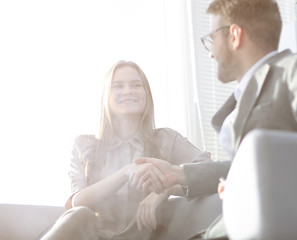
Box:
[128,157,187,194]
[128,157,226,200]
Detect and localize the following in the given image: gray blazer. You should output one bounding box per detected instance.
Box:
[212,49,297,152]
[184,49,297,198]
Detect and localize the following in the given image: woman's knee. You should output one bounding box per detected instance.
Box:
[40,206,100,240]
[63,206,98,222]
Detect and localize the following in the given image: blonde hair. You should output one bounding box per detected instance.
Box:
[99,60,156,151]
[207,0,282,50]
[86,61,162,184]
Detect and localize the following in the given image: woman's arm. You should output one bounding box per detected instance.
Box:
[72,162,164,211]
[136,185,183,231]
[68,135,131,210]
[72,164,129,210]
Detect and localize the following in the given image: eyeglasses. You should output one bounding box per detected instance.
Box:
[201,25,230,52]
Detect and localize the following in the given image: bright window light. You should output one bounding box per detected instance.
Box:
[0,0,186,206]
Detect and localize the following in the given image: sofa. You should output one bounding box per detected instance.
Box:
[223,129,297,240]
[0,203,65,240]
[0,193,222,240]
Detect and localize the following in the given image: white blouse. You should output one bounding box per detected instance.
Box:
[69,128,211,239]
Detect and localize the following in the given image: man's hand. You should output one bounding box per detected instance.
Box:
[130,157,186,193]
[127,162,165,194]
[218,177,225,200]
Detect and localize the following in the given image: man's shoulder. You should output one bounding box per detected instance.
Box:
[272,49,297,65]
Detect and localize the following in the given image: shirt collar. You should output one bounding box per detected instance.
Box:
[234,50,278,101]
[108,131,144,152]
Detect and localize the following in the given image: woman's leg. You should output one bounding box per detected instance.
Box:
[40,206,100,240]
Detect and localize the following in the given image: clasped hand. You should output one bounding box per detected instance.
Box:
[129,157,181,194]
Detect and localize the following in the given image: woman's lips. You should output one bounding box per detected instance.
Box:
[119,99,137,103]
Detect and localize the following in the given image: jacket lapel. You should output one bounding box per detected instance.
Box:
[232,49,292,150]
[211,93,237,134]
[232,64,270,151]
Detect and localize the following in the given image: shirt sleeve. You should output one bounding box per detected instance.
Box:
[68,135,95,194]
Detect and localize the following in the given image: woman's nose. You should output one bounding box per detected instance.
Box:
[122,85,133,94]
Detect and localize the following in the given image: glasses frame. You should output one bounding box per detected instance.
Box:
[201,25,230,52]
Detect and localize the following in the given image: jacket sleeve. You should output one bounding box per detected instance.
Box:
[287,56,297,122]
[182,160,231,198]
[157,128,229,198]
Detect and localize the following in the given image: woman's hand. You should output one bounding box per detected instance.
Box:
[136,192,168,232]
[127,162,165,194]
[130,158,186,194]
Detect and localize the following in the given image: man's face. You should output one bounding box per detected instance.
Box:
[210,15,237,83]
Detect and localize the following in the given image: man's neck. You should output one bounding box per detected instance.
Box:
[237,47,276,83]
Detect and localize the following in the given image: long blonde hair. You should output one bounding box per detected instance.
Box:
[99,60,157,152]
[86,61,161,184]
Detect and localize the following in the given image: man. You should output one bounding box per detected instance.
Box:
[130,0,297,239]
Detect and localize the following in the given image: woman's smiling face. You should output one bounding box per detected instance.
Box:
[109,66,146,117]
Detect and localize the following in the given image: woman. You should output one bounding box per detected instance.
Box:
[42,60,211,240]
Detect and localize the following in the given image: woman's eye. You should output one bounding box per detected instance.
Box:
[132,83,143,88]
[111,84,122,88]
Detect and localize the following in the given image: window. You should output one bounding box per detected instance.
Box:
[189,0,236,161]
[278,0,297,52]
[0,0,189,206]
[1,0,296,207]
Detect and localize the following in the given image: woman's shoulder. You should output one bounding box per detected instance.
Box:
[154,128,185,142]
[155,127,181,137]
[154,127,192,147]
[74,134,99,152]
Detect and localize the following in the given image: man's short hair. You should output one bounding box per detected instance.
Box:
[207,0,282,50]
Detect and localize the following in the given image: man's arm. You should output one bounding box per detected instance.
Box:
[131,157,231,198]
[181,161,230,198]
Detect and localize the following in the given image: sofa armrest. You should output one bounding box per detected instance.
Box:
[154,194,222,240]
[223,129,297,240]
[0,203,65,240]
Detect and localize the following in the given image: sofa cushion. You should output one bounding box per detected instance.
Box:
[0,203,65,240]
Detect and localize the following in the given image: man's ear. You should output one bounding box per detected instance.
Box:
[230,24,242,50]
